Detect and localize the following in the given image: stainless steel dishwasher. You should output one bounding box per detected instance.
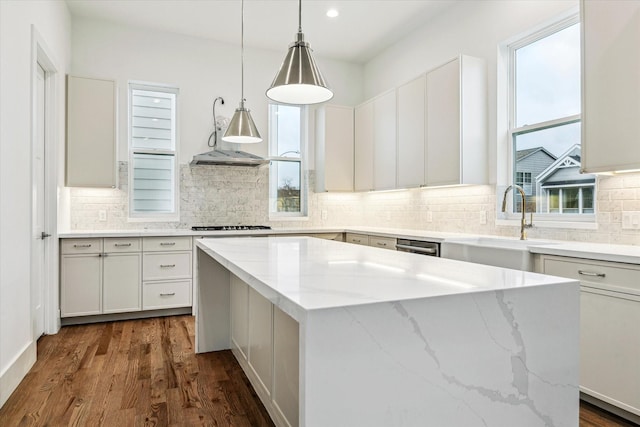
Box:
[395,239,440,257]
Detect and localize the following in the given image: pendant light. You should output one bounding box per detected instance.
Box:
[266,0,333,105]
[223,0,262,143]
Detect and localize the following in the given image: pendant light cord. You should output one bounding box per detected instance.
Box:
[298,0,302,33]
[241,0,245,106]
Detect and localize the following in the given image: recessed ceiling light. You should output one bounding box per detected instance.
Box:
[326,9,339,18]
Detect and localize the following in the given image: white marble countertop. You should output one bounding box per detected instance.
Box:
[529,241,640,264]
[196,236,573,320]
[60,226,640,265]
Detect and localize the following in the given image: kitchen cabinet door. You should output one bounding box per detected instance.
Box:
[66,75,117,188]
[581,0,640,173]
[397,75,426,188]
[248,287,273,397]
[230,274,249,361]
[426,56,487,187]
[373,90,397,190]
[273,306,299,427]
[581,289,640,416]
[315,105,354,192]
[103,253,141,314]
[354,100,374,191]
[61,254,102,317]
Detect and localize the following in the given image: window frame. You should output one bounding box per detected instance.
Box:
[502,11,596,226]
[268,103,308,219]
[127,81,180,222]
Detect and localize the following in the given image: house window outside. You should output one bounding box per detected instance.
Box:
[508,16,594,217]
[128,83,179,221]
[269,104,306,217]
[546,186,594,214]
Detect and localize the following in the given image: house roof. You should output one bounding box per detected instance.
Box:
[516,147,557,163]
[536,144,595,185]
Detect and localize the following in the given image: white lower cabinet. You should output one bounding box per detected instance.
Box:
[103,252,142,313]
[60,236,192,319]
[230,275,249,360]
[273,307,299,427]
[248,287,274,397]
[230,274,299,427]
[61,253,102,317]
[541,255,640,419]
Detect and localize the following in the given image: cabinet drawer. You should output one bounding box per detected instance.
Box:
[143,280,191,310]
[143,252,192,280]
[61,238,103,254]
[346,233,369,245]
[104,237,141,253]
[543,257,640,295]
[143,236,192,252]
[369,236,397,250]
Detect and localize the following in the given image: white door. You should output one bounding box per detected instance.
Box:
[31,63,47,338]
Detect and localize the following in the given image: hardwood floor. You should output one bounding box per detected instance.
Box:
[0,315,635,427]
[0,315,273,427]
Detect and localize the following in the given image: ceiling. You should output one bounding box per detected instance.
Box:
[65,0,457,64]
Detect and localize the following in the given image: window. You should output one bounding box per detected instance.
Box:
[269,104,306,217]
[128,83,179,220]
[508,16,595,218]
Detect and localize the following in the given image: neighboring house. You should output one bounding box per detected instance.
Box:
[514,147,556,212]
[536,145,596,214]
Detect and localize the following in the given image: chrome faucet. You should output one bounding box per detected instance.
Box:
[501,184,532,240]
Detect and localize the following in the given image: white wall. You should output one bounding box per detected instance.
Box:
[363,0,579,184]
[0,0,71,407]
[70,18,363,164]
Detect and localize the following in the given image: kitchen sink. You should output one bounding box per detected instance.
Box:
[440,237,557,271]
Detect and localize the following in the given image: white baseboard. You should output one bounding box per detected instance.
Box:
[0,341,37,408]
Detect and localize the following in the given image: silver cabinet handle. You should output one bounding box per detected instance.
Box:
[160,242,176,246]
[395,244,437,254]
[578,270,606,278]
[115,243,132,247]
[74,244,92,248]
[41,232,51,239]
[376,242,387,247]
[160,292,176,296]
[352,239,361,243]
[160,264,176,268]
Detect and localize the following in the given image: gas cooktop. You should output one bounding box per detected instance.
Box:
[191,225,272,231]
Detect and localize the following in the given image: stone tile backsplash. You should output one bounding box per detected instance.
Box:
[68,162,640,245]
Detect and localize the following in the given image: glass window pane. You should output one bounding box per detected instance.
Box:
[562,187,579,213]
[515,23,580,127]
[273,105,301,158]
[131,153,174,213]
[548,189,560,213]
[131,89,175,150]
[274,160,301,213]
[582,187,594,213]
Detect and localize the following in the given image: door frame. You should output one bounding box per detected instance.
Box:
[31,26,60,336]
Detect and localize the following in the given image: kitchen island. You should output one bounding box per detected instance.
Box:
[195,236,579,427]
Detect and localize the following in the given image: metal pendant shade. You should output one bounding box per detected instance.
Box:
[223,104,262,143]
[222,0,262,143]
[266,0,333,105]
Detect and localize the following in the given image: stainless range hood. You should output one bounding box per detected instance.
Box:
[190,149,269,167]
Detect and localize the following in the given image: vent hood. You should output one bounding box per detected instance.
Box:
[190,149,269,167]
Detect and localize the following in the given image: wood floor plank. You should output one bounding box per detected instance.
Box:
[3,315,633,427]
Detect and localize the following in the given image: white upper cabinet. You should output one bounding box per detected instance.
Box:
[581,0,640,173]
[354,100,374,191]
[426,55,487,187]
[315,105,354,192]
[66,75,117,188]
[397,75,426,188]
[373,89,398,190]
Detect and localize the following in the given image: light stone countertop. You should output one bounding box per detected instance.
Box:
[195,236,574,319]
[59,226,640,265]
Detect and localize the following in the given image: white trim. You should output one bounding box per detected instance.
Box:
[31,26,60,336]
[0,341,37,407]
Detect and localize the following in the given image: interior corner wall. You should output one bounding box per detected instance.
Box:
[0,0,71,408]
[70,18,364,165]
[362,0,579,185]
